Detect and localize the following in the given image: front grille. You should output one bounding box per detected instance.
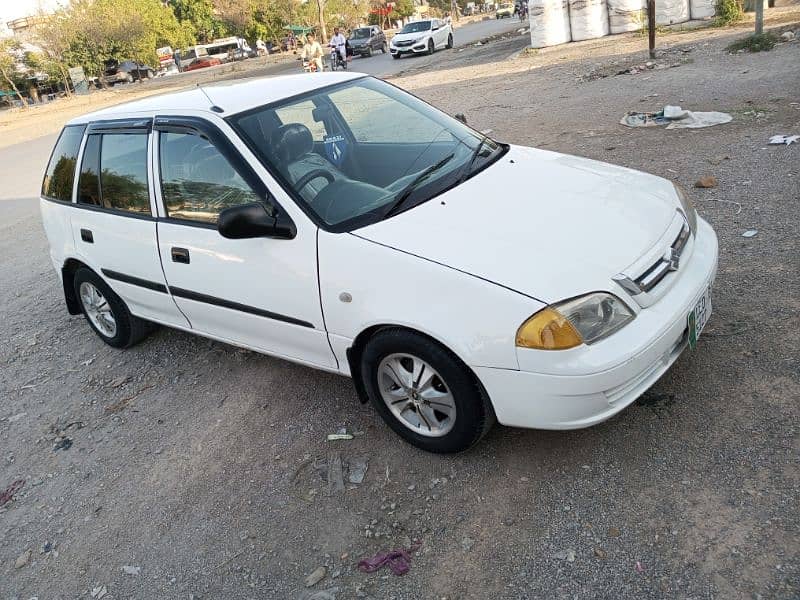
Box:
[394,40,414,47]
[633,221,691,293]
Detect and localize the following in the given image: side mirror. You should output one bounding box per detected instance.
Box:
[455,113,468,124]
[218,202,296,240]
[432,25,440,30]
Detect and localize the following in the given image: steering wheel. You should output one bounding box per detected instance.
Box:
[295,169,335,194]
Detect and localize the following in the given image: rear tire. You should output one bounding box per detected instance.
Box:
[447,34,454,49]
[73,268,152,349]
[360,329,495,453]
[382,42,388,53]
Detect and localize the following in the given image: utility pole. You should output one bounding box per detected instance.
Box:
[647,0,656,59]
[754,0,764,34]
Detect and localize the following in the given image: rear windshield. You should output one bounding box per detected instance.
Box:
[42,125,85,201]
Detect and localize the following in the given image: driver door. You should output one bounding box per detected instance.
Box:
[153,116,337,369]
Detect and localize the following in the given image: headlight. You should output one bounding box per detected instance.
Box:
[516,293,635,350]
[674,183,697,233]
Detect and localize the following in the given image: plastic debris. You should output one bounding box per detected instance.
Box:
[328,452,345,494]
[348,456,369,484]
[769,134,799,145]
[621,106,732,129]
[15,549,31,569]
[742,229,758,238]
[53,438,73,451]
[304,566,327,587]
[326,434,353,441]
[0,479,25,506]
[635,560,645,572]
[91,587,108,599]
[553,548,576,562]
[358,543,420,576]
[122,565,141,576]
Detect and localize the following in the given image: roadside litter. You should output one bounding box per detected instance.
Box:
[358,547,416,575]
[769,134,799,145]
[742,230,758,238]
[621,106,732,129]
[694,176,718,188]
[326,433,353,441]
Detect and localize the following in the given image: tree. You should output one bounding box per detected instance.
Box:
[0,39,28,109]
[34,8,77,96]
[170,0,227,43]
[393,0,415,19]
[65,0,195,79]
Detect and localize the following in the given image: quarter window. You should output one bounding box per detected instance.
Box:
[42,125,86,201]
[77,132,150,215]
[159,131,261,224]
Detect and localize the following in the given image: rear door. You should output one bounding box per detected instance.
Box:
[69,119,190,327]
[153,116,337,369]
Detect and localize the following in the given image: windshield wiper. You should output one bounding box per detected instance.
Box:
[458,136,488,183]
[382,152,455,219]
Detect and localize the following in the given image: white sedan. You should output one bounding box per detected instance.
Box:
[390,18,454,58]
[39,72,717,453]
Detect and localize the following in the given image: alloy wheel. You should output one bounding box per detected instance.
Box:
[79,281,117,338]
[377,353,456,437]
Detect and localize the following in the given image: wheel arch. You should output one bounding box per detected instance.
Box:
[346,323,486,406]
[62,257,91,315]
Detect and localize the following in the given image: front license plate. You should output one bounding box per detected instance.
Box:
[688,284,713,349]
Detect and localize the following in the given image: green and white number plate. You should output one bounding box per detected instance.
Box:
[688,284,712,349]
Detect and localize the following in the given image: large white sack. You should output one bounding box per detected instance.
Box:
[690,0,715,19]
[569,0,610,41]
[655,0,689,25]
[608,0,645,33]
[529,0,572,47]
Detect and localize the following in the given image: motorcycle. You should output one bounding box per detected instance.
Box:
[328,45,347,71]
[302,58,320,73]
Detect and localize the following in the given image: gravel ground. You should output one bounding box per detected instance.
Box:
[1,16,799,600]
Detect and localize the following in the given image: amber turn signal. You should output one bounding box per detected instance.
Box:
[515,307,583,350]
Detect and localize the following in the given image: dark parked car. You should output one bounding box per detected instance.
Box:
[348,26,387,57]
[102,60,155,85]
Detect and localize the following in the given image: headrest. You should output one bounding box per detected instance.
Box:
[271,123,314,163]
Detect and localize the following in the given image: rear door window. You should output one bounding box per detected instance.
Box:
[77,131,151,215]
[42,125,86,202]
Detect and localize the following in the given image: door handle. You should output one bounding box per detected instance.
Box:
[171,247,190,264]
[80,229,93,243]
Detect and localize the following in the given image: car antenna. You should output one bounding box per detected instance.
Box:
[197,84,224,113]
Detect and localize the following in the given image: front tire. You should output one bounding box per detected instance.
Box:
[73,268,151,349]
[366,45,373,57]
[427,39,435,55]
[360,329,495,453]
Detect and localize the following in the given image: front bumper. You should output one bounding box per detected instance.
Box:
[475,216,719,430]
[390,42,428,55]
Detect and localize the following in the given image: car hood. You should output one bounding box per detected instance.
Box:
[355,145,679,304]
[392,31,430,42]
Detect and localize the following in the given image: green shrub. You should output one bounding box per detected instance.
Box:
[714,0,743,26]
[727,32,778,52]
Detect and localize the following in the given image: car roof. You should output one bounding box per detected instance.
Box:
[66,72,365,125]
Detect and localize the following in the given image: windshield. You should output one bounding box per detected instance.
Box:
[351,27,371,39]
[400,21,431,33]
[229,77,504,232]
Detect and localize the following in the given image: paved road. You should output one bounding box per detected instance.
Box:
[351,16,526,77]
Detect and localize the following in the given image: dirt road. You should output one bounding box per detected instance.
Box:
[1,16,798,600]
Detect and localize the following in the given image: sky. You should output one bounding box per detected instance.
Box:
[1,0,65,25]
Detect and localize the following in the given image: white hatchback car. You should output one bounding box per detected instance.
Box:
[40,73,717,453]
[390,19,454,58]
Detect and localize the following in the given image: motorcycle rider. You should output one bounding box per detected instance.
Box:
[301,32,324,72]
[329,27,347,67]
